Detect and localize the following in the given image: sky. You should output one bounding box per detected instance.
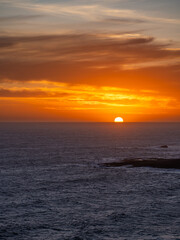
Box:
[0,0,180,122]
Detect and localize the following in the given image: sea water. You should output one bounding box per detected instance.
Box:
[0,123,180,240]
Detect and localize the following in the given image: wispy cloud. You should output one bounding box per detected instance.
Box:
[0,15,43,23]
[0,33,179,70]
[122,58,180,70]
[0,81,175,110]
[1,0,180,25]
[1,82,179,122]
[103,17,145,24]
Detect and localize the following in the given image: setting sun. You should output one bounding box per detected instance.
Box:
[114,117,124,123]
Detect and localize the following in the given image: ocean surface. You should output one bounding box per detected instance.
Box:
[0,122,180,240]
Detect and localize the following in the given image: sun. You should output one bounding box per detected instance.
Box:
[114,117,124,123]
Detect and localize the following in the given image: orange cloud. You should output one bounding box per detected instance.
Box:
[0,33,180,121]
[0,81,179,122]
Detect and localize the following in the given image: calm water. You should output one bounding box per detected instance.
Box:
[0,123,180,240]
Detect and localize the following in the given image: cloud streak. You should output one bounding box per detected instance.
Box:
[0,82,175,109]
[0,15,43,23]
[1,0,180,24]
[103,17,146,24]
[0,33,179,101]
[0,33,179,69]
[0,88,68,98]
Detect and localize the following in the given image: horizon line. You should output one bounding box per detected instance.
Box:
[0,121,180,123]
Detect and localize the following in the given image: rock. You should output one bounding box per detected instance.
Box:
[101,158,180,169]
[160,145,168,148]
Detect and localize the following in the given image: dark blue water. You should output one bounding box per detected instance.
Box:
[0,123,180,240]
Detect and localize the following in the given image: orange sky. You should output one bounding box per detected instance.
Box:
[0,0,180,122]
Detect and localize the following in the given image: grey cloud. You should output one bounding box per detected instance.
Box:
[104,17,145,24]
[124,37,154,45]
[0,34,86,48]
[0,15,44,23]
[0,33,162,56]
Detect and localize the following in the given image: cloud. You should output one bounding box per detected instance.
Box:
[0,87,69,98]
[0,33,179,66]
[2,1,180,25]
[122,58,180,70]
[0,32,179,103]
[1,81,178,121]
[0,15,43,23]
[0,82,174,108]
[103,17,145,24]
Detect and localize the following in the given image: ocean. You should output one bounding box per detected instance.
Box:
[0,122,180,240]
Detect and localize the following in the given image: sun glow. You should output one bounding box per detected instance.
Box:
[114,117,124,122]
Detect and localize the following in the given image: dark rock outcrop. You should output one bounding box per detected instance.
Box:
[102,158,180,169]
[160,145,168,148]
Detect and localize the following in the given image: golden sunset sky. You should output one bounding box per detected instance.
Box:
[0,0,180,122]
